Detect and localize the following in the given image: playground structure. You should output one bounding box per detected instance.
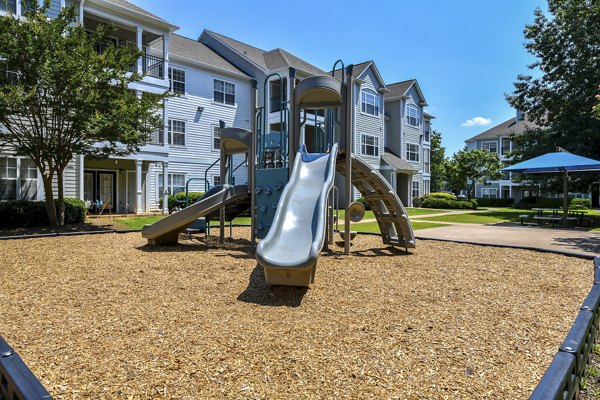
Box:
[142,62,416,286]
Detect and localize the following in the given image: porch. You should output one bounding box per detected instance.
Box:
[83,158,168,215]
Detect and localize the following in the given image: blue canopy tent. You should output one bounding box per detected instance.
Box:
[503,152,600,225]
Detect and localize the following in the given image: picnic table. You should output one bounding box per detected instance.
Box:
[531,208,563,227]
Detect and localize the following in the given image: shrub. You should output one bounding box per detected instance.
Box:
[427,192,456,200]
[571,198,591,209]
[0,198,86,228]
[412,196,423,208]
[475,198,515,207]
[356,197,371,210]
[63,198,86,224]
[421,197,477,210]
[159,192,205,213]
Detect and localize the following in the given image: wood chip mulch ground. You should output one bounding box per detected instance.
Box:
[0,228,593,399]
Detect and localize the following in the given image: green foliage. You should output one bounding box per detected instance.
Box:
[412,196,423,208]
[159,192,205,213]
[506,0,600,194]
[355,197,371,211]
[514,196,569,209]
[0,3,166,226]
[0,198,86,228]
[427,192,456,200]
[571,198,592,209]
[430,130,446,192]
[421,197,477,210]
[445,148,504,199]
[475,198,515,207]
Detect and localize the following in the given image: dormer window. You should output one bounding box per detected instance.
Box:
[361,89,379,116]
[406,105,420,127]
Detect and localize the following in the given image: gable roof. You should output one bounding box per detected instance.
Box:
[149,34,248,77]
[100,0,172,26]
[381,149,417,172]
[384,79,427,105]
[466,115,540,141]
[332,60,387,90]
[200,30,325,76]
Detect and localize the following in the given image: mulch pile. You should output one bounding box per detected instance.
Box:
[0,229,592,399]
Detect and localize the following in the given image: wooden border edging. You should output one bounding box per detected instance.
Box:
[0,336,52,399]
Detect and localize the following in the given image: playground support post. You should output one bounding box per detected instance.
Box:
[250,79,257,245]
[344,65,354,256]
[288,67,297,177]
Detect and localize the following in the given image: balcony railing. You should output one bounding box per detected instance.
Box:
[142,54,164,79]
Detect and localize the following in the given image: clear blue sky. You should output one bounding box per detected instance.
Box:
[136,0,546,156]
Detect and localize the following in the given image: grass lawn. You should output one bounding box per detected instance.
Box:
[350,221,448,233]
[114,216,251,230]
[419,208,536,224]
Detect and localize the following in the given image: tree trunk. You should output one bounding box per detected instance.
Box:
[57,167,65,226]
[42,174,58,227]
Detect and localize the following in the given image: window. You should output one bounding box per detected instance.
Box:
[424,120,431,142]
[501,138,511,156]
[214,79,235,105]
[0,0,17,14]
[158,173,186,196]
[424,148,430,173]
[502,162,511,180]
[361,90,379,116]
[423,180,430,195]
[0,156,37,200]
[168,67,185,95]
[406,142,419,162]
[412,181,420,198]
[213,175,221,186]
[360,134,379,157]
[406,105,420,127]
[481,141,498,153]
[168,119,185,146]
[481,188,498,199]
[213,126,221,151]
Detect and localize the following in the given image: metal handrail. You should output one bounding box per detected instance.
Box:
[204,157,220,191]
[185,178,210,207]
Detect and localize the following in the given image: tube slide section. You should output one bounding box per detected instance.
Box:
[256,143,339,287]
[142,184,249,245]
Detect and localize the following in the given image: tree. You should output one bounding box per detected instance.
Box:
[429,130,446,192]
[507,0,600,162]
[0,2,165,226]
[445,148,504,199]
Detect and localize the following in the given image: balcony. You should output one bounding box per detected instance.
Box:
[144,127,164,146]
[142,54,164,79]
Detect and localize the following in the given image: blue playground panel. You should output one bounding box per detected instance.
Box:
[255,167,288,239]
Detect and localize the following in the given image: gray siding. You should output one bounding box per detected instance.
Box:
[47,0,62,18]
[385,100,401,155]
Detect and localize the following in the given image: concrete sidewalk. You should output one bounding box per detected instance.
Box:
[415,223,600,257]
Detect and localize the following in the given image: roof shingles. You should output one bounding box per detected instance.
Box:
[466,116,540,141]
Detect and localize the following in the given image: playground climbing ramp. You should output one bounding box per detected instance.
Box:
[0,228,591,399]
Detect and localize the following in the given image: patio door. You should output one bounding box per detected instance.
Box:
[84,170,116,211]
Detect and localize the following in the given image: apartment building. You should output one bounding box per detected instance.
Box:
[0,0,435,212]
[465,110,539,201]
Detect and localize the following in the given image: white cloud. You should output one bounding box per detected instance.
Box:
[461,117,492,127]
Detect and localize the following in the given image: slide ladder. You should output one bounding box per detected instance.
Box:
[336,154,416,249]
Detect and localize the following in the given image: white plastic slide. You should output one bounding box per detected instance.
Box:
[256,143,339,286]
[142,184,249,245]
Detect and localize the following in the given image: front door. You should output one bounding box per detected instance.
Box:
[84,170,117,211]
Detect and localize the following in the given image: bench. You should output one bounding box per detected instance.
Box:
[532,216,561,227]
[519,214,530,225]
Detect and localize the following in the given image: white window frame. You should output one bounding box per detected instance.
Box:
[212,125,221,151]
[0,156,38,201]
[158,173,187,197]
[360,89,379,116]
[360,133,379,157]
[481,141,498,153]
[213,78,235,106]
[168,67,186,95]
[213,175,221,187]
[423,148,430,174]
[481,188,498,199]
[406,104,421,127]
[501,137,511,156]
[406,142,420,162]
[168,119,186,146]
[412,181,420,198]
